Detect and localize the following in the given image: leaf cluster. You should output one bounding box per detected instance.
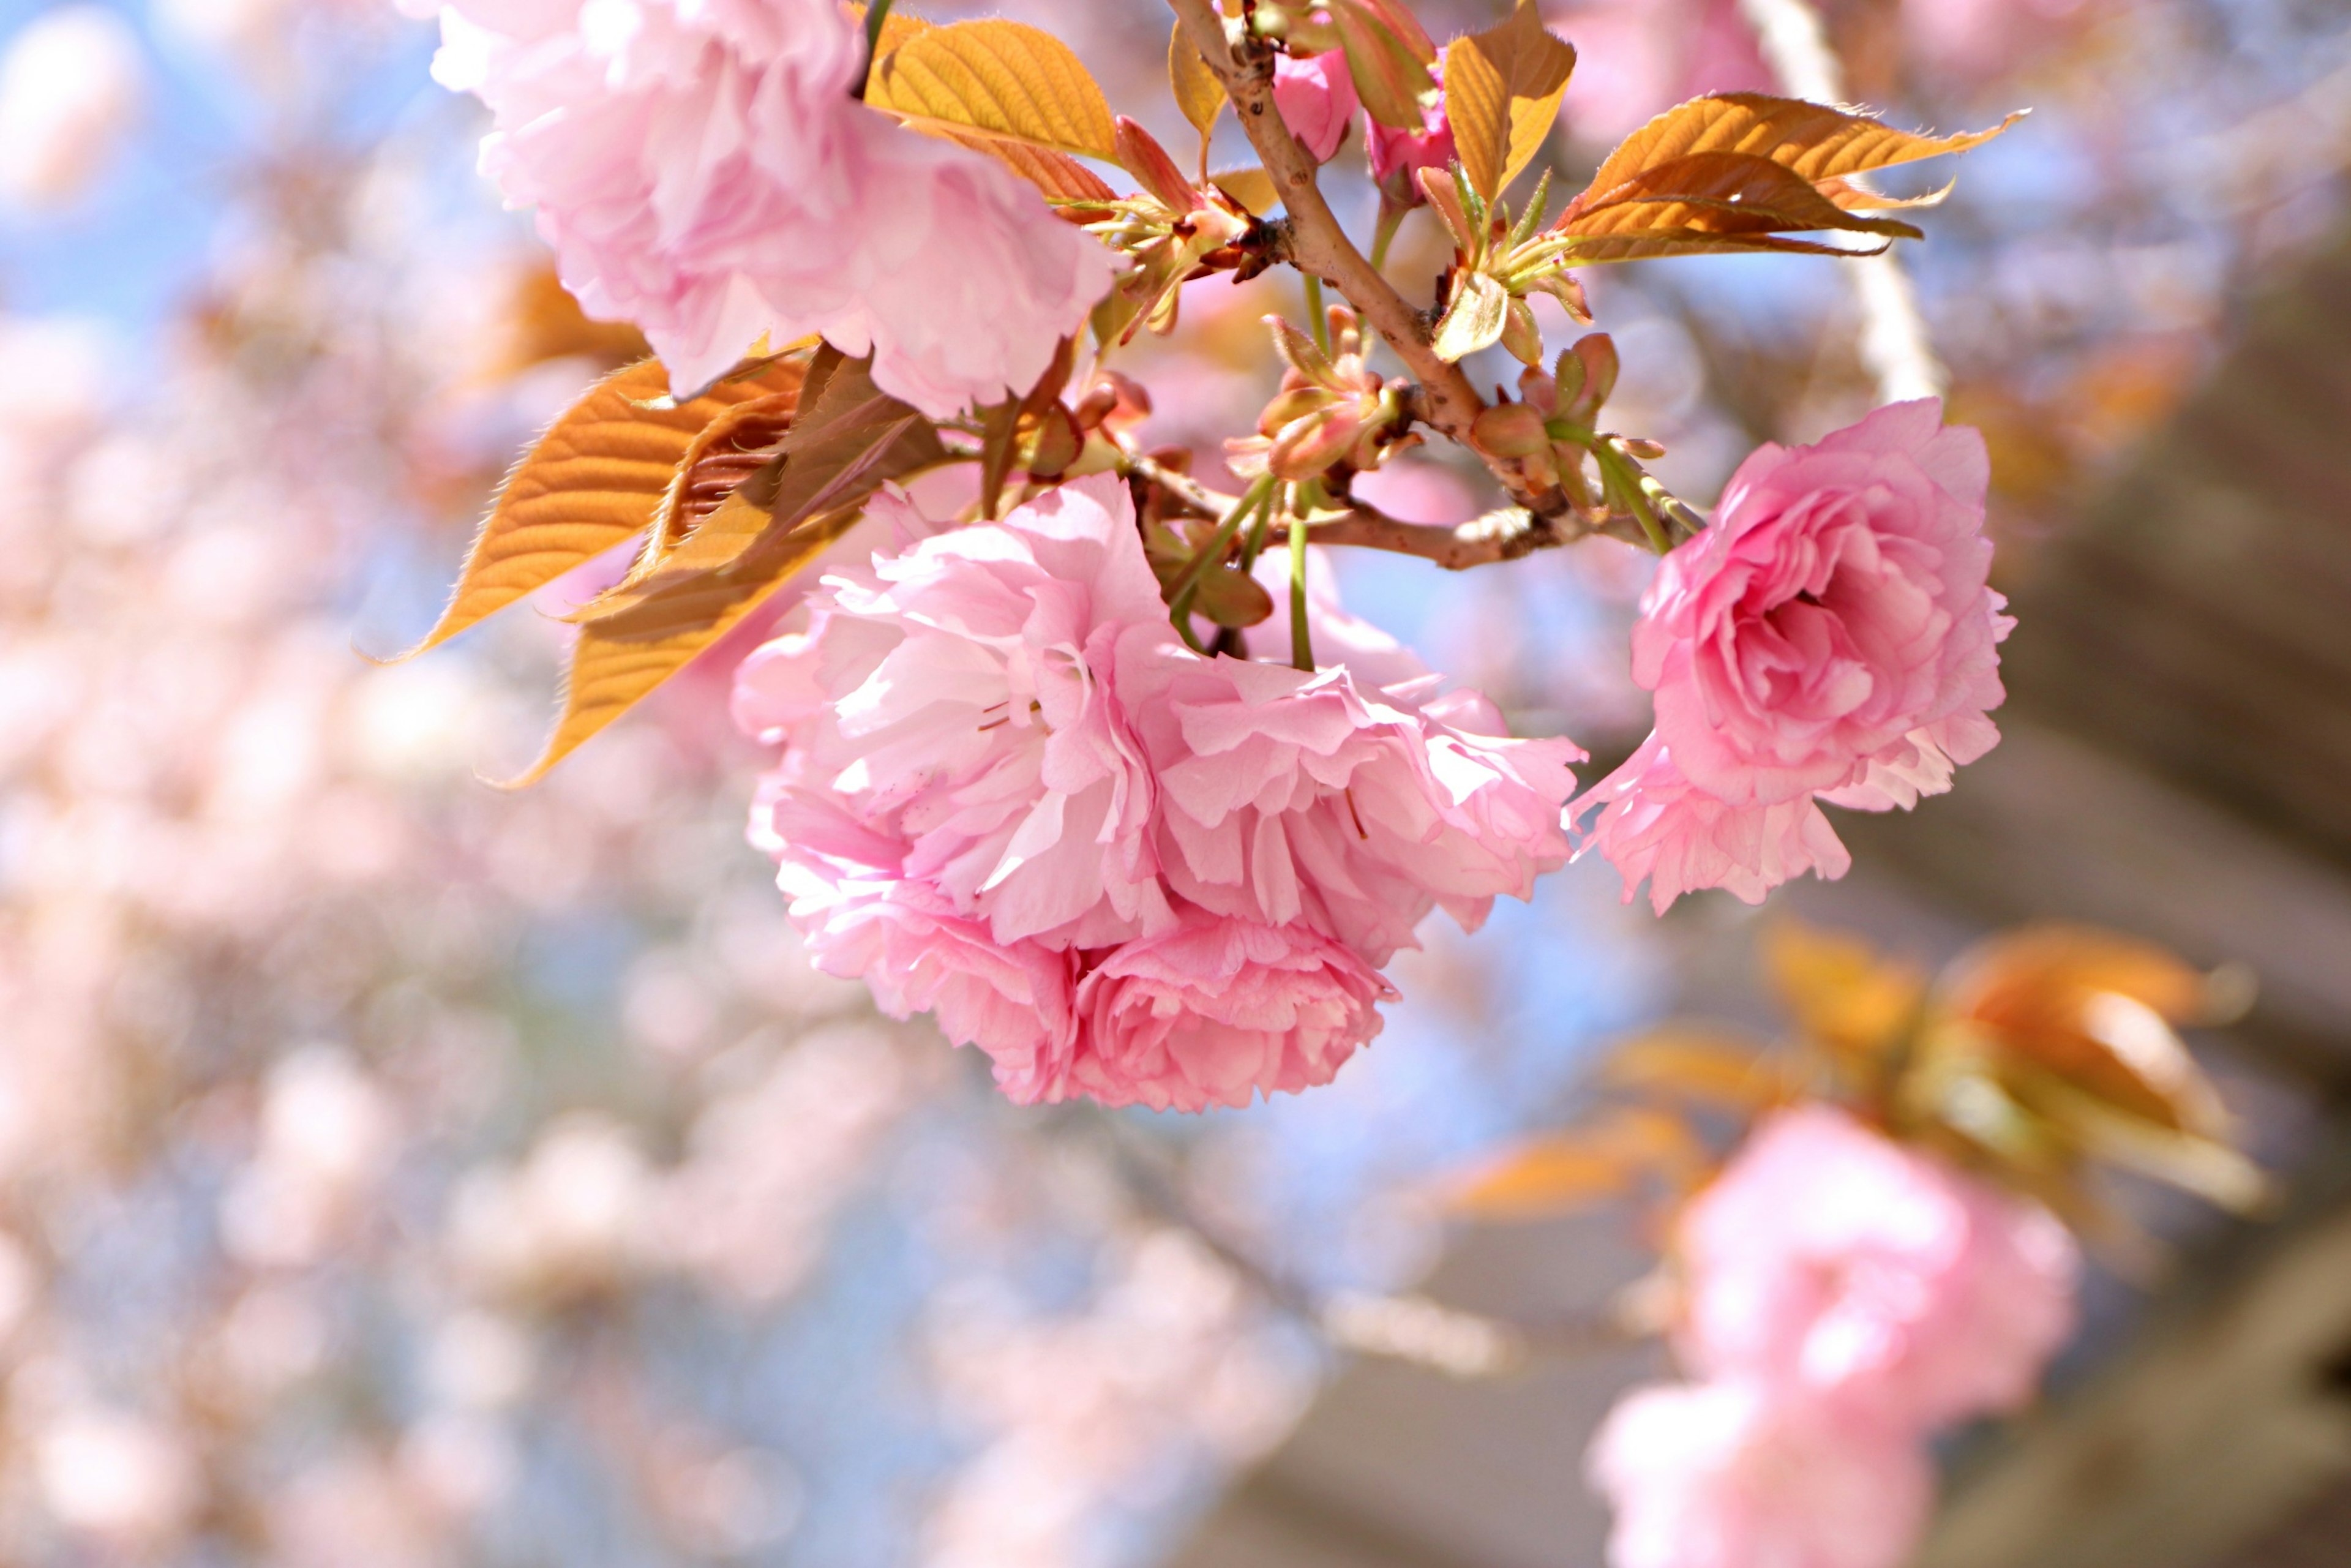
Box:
[1452,920,2265,1272]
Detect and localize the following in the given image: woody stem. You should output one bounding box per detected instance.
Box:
[1163,0,1569,519]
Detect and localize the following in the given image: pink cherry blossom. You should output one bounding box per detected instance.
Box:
[1677,1106,2080,1430]
[418,0,1114,414]
[1636,400,2008,807]
[735,475,1581,1109]
[1575,401,2009,910]
[1273,49,1359,164]
[1367,53,1452,195]
[1587,1379,1932,1568]
[1576,733,1851,915]
[1071,917,1396,1112]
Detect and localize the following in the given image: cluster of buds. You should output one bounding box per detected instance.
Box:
[1086,118,1256,345]
[1423,167,1590,364]
[1227,305,1413,482]
[1471,333,1700,550]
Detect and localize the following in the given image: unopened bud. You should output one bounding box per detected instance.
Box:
[1471,402,1548,459]
[1567,333,1619,421]
[1500,298,1543,366]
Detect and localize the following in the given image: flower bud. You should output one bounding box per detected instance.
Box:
[1471,402,1549,459]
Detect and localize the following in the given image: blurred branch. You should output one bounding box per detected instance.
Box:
[1736,0,1949,406]
[1084,1114,1644,1379]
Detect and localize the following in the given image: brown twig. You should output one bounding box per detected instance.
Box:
[1117,449,1646,569]
[1164,0,1572,517]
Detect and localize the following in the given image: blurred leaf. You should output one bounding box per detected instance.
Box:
[388,357,807,661]
[2006,1062,2269,1212]
[1933,925,2228,1133]
[867,18,1117,160]
[1444,0,1574,204]
[1210,165,1280,217]
[1601,1028,1793,1111]
[1450,1107,1709,1221]
[1169,18,1225,173]
[1328,0,1437,131]
[1761,920,1925,1067]
[496,268,648,377]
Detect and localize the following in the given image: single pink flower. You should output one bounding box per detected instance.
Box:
[1273,49,1359,163]
[1634,399,2009,808]
[1575,401,2010,910]
[1676,1106,2080,1430]
[1577,733,1851,915]
[420,0,1114,414]
[1071,916,1396,1112]
[1367,52,1452,197]
[1587,1379,1933,1568]
[736,475,1581,1108]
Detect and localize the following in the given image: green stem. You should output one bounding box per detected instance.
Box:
[1591,442,1671,555]
[858,0,897,97]
[1303,275,1330,357]
[1288,499,1315,672]
[1169,475,1275,645]
[1370,200,1406,274]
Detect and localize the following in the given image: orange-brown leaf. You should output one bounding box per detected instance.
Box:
[1444,0,1574,203]
[1563,152,1924,246]
[498,505,870,788]
[1580,94,2020,200]
[1602,1028,1794,1111]
[866,17,1117,160]
[1763,920,1927,1065]
[575,354,941,622]
[388,358,805,661]
[1168,17,1224,173]
[1449,1108,1711,1221]
[943,129,1117,217]
[1934,925,2228,1135]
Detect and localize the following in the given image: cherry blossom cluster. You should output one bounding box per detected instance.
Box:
[733,476,1580,1110]
[395,0,2026,1107]
[1576,401,2012,912]
[1589,1107,2080,1568]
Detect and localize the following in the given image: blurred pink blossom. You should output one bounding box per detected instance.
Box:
[1586,1379,1932,1568]
[414,0,1114,412]
[1578,401,2009,909]
[1677,1106,2080,1430]
[1551,0,1769,144]
[0,7,144,210]
[1273,49,1359,164]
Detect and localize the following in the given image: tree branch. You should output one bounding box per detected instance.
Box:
[1164,0,1570,515]
[1735,0,1949,405]
[1116,450,1644,568]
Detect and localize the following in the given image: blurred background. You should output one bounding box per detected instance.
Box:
[1,0,2349,1563]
